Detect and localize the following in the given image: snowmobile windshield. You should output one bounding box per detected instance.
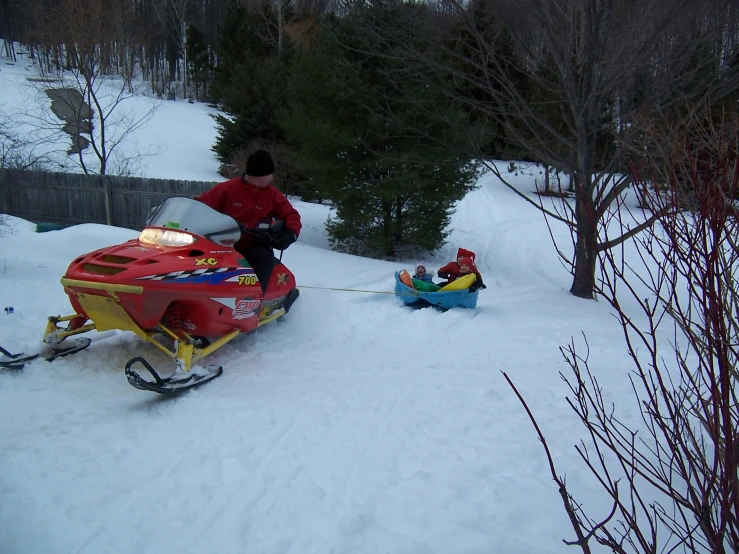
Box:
[142,197,241,246]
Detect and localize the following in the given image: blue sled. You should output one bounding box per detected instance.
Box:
[394,271,479,310]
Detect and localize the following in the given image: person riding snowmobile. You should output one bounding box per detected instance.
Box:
[196,150,302,292]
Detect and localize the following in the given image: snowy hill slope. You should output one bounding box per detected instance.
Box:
[0,51,639,554]
[0,172,635,554]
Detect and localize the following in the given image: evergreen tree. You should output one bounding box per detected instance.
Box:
[210,0,294,167]
[282,11,478,258]
[211,0,250,104]
[212,54,288,164]
[186,24,212,102]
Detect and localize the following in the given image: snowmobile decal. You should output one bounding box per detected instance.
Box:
[211,297,253,310]
[276,272,288,285]
[232,299,260,320]
[236,275,258,286]
[223,273,258,285]
[194,257,218,266]
[135,267,254,284]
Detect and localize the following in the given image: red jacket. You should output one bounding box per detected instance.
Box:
[196,176,302,249]
[437,261,483,283]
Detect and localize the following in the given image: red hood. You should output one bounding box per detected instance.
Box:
[457,247,476,263]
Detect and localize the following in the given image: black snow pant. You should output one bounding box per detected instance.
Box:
[237,245,275,293]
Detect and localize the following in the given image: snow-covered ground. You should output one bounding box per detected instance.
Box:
[2,49,643,554]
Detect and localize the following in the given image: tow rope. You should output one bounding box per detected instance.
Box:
[297,285,402,295]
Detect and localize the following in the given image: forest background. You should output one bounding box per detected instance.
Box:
[3,2,739,551]
[1,0,738,298]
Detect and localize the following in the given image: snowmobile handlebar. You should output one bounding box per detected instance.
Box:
[239,218,284,238]
[238,219,289,261]
[239,219,291,261]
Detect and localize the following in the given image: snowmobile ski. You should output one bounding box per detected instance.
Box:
[0,337,91,370]
[0,346,39,370]
[125,356,223,394]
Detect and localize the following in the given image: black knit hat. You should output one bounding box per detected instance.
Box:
[245,150,275,177]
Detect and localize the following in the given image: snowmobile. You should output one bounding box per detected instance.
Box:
[0,197,299,393]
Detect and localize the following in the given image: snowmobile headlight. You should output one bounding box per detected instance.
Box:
[139,228,196,247]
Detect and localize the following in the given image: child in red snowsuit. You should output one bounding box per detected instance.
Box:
[437,248,486,291]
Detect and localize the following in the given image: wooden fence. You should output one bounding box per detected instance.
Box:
[0,169,218,230]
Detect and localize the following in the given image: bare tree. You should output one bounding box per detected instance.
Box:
[248,0,329,53]
[0,113,52,236]
[150,0,193,97]
[0,110,54,237]
[21,0,160,175]
[343,0,739,298]
[0,0,20,62]
[507,105,739,553]
[0,112,50,171]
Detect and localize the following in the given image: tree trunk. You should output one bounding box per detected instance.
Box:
[569,177,597,299]
[394,195,403,242]
[382,200,393,256]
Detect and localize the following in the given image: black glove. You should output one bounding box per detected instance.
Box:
[478,283,486,290]
[438,272,449,279]
[241,225,272,246]
[257,231,272,246]
[271,229,297,251]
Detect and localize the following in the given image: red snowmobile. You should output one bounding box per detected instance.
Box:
[1,197,299,393]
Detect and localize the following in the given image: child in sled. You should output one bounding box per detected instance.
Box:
[438,248,477,280]
[437,252,486,292]
[412,262,434,283]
